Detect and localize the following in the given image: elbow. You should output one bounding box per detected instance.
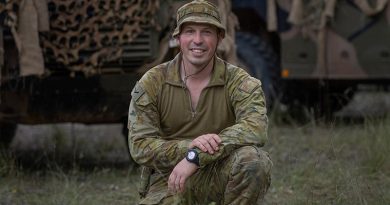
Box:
[128,137,144,165]
[251,120,268,146]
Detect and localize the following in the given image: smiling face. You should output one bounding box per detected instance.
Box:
[177,22,221,69]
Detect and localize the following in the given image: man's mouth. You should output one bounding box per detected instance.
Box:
[190,48,206,53]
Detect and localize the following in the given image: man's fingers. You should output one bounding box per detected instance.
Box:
[203,134,222,145]
[195,139,208,152]
[179,176,186,193]
[168,159,198,194]
[175,175,181,192]
[168,172,188,193]
[168,173,175,192]
[210,134,222,144]
[168,173,184,193]
[201,134,221,153]
[190,134,222,154]
[206,136,220,151]
[198,138,215,154]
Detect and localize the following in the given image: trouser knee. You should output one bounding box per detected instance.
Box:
[231,146,272,171]
[228,146,272,194]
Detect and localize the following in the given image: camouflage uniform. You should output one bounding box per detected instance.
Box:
[128,0,272,204]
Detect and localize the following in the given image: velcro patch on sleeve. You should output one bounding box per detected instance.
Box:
[238,77,260,94]
[131,82,145,102]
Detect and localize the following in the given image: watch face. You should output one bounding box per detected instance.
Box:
[187,151,196,160]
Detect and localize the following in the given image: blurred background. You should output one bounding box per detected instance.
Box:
[1,0,389,204]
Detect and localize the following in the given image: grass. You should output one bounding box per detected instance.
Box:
[264,117,390,205]
[0,167,140,205]
[0,118,389,204]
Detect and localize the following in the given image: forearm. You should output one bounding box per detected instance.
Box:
[197,114,268,167]
[197,72,269,167]
[130,136,191,172]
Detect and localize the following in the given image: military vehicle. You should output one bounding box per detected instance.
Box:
[0,0,241,149]
[233,0,390,118]
[1,0,389,147]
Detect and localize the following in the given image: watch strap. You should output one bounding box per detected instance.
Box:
[186,149,200,166]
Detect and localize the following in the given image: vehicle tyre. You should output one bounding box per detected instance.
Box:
[281,80,356,121]
[235,32,280,110]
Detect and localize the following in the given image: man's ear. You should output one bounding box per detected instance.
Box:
[217,29,224,43]
[217,34,223,44]
[175,35,180,44]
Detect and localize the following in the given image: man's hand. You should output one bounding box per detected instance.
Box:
[189,134,222,154]
[168,158,198,193]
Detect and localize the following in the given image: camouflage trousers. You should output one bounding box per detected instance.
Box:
[139,146,272,205]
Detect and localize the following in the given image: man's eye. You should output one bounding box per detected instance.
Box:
[203,30,213,34]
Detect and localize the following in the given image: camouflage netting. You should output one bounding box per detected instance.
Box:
[267,0,389,71]
[268,0,389,32]
[1,0,48,76]
[1,0,160,76]
[43,0,160,76]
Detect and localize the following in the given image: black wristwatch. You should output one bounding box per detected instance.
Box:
[186,149,200,166]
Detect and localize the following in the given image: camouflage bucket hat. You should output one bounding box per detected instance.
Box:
[172,0,226,38]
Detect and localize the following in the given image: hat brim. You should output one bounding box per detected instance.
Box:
[172,16,226,38]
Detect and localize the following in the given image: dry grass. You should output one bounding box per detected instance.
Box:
[264,117,390,205]
[0,166,139,205]
[1,117,389,205]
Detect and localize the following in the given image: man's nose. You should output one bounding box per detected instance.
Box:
[193,31,203,44]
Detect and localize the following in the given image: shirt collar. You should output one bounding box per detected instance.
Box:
[165,53,226,87]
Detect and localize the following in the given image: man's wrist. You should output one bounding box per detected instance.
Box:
[185,148,200,166]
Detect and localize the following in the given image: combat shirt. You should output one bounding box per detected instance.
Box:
[128,53,268,172]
